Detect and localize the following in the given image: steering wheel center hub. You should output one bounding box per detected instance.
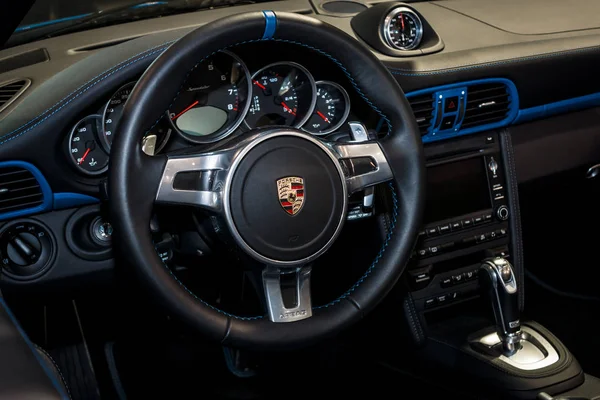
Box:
[226,131,347,265]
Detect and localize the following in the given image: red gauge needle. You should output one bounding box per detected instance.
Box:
[171,100,199,120]
[281,102,296,116]
[253,80,266,90]
[78,148,91,165]
[316,111,331,123]
[400,14,405,30]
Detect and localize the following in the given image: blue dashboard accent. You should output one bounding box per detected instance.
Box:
[53,193,99,210]
[0,161,53,222]
[0,161,99,221]
[406,78,519,144]
[515,91,600,124]
[262,11,277,40]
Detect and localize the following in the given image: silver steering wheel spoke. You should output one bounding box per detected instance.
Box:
[329,140,393,194]
[262,265,313,323]
[154,148,236,213]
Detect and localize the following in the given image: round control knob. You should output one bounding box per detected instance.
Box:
[496,205,510,221]
[0,221,54,280]
[6,232,41,266]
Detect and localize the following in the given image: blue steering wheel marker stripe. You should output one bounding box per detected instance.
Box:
[262,11,277,40]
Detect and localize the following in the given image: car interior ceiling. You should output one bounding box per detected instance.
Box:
[0,0,600,399]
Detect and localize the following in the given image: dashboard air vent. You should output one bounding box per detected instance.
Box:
[0,79,30,114]
[408,94,435,135]
[462,83,511,129]
[0,167,43,213]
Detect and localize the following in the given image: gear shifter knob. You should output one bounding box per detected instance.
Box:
[479,257,521,355]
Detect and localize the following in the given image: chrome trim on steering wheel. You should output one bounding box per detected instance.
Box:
[154,129,394,267]
[263,265,313,323]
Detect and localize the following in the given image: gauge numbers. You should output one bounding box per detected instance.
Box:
[68,115,109,175]
[168,51,251,144]
[382,7,423,51]
[303,81,350,135]
[245,62,316,129]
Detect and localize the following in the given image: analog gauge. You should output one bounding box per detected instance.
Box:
[382,7,423,51]
[102,81,135,151]
[244,62,316,129]
[102,82,171,154]
[168,51,251,144]
[302,81,350,135]
[68,115,109,175]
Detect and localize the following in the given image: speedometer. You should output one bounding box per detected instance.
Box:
[168,51,251,144]
[102,82,135,151]
[244,62,316,129]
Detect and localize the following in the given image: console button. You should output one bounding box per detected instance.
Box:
[489,230,498,240]
[440,115,456,131]
[444,96,459,113]
[441,277,452,288]
[451,273,464,284]
[483,213,493,222]
[451,221,462,231]
[464,270,476,281]
[426,227,439,237]
[438,224,451,234]
[485,136,495,144]
[461,218,474,228]
[419,230,426,237]
[425,298,436,308]
[495,228,508,237]
[436,294,448,304]
[476,233,490,243]
[448,292,460,301]
[417,248,430,258]
[414,272,430,284]
[429,245,442,255]
[473,216,484,225]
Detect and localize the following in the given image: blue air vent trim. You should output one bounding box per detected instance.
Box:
[0,161,99,221]
[406,78,519,144]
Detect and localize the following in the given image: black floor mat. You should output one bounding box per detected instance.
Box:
[105,338,460,399]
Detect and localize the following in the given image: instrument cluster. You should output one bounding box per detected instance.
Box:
[65,50,352,176]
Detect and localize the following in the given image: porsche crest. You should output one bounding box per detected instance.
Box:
[277,177,305,216]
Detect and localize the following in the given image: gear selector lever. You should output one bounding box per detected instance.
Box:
[479,257,521,356]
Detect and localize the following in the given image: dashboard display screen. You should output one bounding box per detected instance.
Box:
[424,157,491,224]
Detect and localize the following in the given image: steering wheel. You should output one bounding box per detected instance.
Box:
[109,11,425,349]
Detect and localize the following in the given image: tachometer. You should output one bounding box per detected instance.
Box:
[68,115,109,175]
[244,62,316,129]
[382,7,423,51]
[168,51,251,143]
[302,81,350,135]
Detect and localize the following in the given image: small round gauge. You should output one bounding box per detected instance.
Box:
[168,51,251,144]
[382,7,423,51]
[68,115,109,175]
[302,81,350,135]
[244,62,316,129]
[102,81,135,151]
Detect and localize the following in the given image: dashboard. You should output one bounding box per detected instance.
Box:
[1,0,600,290]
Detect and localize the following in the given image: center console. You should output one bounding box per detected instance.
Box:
[406,132,514,314]
[399,131,592,399]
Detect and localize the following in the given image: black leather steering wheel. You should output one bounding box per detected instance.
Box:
[109,11,425,349]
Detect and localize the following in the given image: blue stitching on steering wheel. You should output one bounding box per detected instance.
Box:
[154,29,398,321]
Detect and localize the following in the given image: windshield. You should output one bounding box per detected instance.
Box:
[17,0,156,33]
[8,0,273,48]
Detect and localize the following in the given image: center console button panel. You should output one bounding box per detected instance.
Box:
[406,133,512,311]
